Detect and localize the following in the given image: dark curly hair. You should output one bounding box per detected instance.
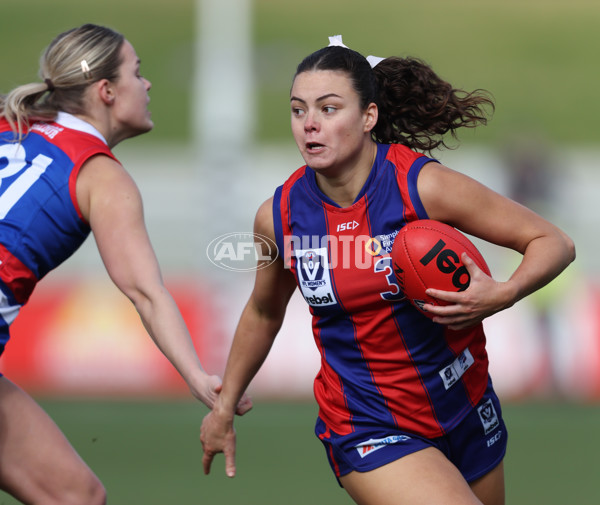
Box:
[294,46,494,153]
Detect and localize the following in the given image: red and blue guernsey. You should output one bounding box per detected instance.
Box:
[0,112,117,351]
[273,143,491,439]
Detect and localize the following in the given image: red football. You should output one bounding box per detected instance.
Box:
[391,220,490,316]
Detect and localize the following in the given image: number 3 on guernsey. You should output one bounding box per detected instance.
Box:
[374,256,404,302]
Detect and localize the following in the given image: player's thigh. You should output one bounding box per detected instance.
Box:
[0,376,104,504]
[470,460,505,505]
[339,446,483,505]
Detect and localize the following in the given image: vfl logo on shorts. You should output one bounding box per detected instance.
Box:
[477,398,500,435]
[355,435,411,458]
[295,247,337,306]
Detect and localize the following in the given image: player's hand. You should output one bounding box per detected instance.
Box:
[193,375,253,415]
[212,382,253,415]
[423,253,510,330]
[235,391,253,416]
[200,407,237,477]
[191,374,222,409]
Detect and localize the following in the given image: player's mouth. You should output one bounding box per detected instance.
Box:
[306,142,325,153]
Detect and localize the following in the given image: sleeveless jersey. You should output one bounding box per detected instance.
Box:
[273,143,490,438]
[0,113,117,307]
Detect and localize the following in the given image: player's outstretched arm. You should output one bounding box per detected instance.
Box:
[77,155,229,408]
[201,198,297,476]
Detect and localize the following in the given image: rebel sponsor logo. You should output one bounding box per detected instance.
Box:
[355,435,411,458]
[304,293,334,305]
[295,247,337,306]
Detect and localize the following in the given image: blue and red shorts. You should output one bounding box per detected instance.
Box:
[315,384,507,484]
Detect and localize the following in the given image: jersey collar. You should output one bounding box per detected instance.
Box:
[55,112,108,145]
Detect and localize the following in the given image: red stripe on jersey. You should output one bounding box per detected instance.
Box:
[387,144,424,223]
[0,243,38,304]
[45,128,117,222]
[442,325,489,407]
[383,309,441,433]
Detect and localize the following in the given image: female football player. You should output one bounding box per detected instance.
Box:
[0,24,250,504]
[200,36,575,505]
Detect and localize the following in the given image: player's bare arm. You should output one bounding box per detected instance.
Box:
[201,198,297,476]
[78,154,222,405]
[417,161,575,328]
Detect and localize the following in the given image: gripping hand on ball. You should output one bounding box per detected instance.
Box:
[423,252,509,330]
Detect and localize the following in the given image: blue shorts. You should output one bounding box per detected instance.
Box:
[315,385,507,484]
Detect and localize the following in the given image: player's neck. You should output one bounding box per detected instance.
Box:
[315,142,377,207]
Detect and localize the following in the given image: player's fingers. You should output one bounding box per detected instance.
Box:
[224,446,237,478]
[461,252,487,279]
[235,394,253,416]
[424,288,462,304]
[202,451,215,475]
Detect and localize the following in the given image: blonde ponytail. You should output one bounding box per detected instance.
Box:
[0,24,124,140]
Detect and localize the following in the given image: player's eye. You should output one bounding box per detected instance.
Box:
[292,107,305,117]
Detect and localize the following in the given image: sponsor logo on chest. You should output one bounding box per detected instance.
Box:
[294,247,337,306]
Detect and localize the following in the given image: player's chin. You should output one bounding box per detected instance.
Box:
[143,113,154,131]
[132,119,154,137]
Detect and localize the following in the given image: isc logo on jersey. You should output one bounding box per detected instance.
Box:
[336,220,359,232]
[295,247,337,306]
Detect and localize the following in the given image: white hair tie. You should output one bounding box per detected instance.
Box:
[366,55,385,68]
[327,35,385,68]
[327,35,348,48]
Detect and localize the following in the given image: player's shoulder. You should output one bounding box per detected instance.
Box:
[78,154,132,194]
[385,143,428,167]
[255,197,275,240]
[281,164,308,190]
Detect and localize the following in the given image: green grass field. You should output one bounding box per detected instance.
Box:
[0,399,597,505]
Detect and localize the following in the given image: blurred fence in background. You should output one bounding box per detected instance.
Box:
[1,143,598,403]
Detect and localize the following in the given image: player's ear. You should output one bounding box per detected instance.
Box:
[96,79,115,105]
[363,103,378,133]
